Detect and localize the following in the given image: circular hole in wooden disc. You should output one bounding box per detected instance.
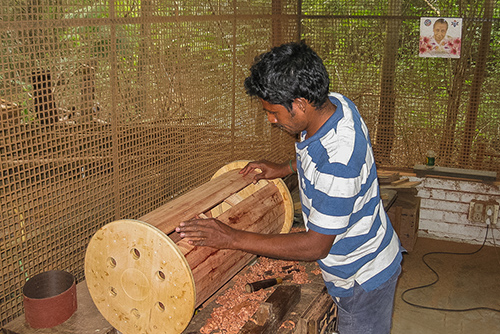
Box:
[155,301,165,312]
[130,248,141,260]
[156,271,165,281]
[107,257,116,268]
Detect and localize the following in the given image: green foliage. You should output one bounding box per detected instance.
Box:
[1,0,499,167]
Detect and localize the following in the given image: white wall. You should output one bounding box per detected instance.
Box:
[413,176,500,245]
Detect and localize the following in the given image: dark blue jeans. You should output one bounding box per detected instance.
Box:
[333,267,401,334]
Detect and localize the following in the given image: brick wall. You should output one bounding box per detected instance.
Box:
[414,176,500,245]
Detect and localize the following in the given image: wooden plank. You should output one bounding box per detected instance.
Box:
[160,182,287,308]
[190,211,284,300]
[391,177,409,186]
[296,287,337,334]
[413,164,497,182]
[188,184,286,306]
[238,284,301,334]
[192,252,258,308]
[391,181,421,188]
[381,180,421,189]
[176,183,284,262]
[224,193,245,206]
[139,169,258,233]
[378,172,400,184]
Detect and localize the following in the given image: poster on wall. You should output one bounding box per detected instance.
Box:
[419,17,462,58]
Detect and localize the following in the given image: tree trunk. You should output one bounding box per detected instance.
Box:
[458,0,494,168]
[373,0,401,165]
[437,58,468,166]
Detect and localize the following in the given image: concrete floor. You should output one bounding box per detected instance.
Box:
[392,236,500,333]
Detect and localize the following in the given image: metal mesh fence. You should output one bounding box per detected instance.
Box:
[302,1,500,170]
[1,0,499,326]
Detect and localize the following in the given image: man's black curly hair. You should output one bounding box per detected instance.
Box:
[244,41,330,111]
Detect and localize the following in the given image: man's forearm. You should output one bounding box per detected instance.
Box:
[230,229,333,262]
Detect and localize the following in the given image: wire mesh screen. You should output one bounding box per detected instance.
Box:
[1,0,499,326]
[302,1,500,171]
[0,0,298,324]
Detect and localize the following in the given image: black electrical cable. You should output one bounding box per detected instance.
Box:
[401,224,500,313]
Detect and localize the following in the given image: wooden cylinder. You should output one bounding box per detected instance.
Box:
[84,161,293,334]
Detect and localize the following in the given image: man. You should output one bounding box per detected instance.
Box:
[177,42,403,334]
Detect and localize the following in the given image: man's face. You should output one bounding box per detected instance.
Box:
[260,99,307,135]
[433,22,448,43]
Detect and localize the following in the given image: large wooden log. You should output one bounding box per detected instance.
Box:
[84,161,293,334]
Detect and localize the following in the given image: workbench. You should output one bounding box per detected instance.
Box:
[2,190,398,334]
[1,261,331,334]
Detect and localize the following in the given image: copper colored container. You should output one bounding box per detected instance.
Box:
[23,270,77,328]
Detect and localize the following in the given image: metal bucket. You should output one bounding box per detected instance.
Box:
[23,270,77,328]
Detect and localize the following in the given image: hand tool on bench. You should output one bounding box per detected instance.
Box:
[245,275,293,293]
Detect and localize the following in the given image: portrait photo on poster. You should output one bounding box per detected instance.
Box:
[419,17,462,58]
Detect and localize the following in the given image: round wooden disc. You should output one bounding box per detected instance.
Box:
[212,160,294,233]
[85,219,195,334]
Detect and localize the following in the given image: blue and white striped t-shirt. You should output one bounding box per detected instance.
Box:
[296,93,402,297]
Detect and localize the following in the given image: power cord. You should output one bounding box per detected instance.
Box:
[401,224,500,313]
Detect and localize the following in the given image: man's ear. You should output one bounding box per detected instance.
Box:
[293,98,309,113]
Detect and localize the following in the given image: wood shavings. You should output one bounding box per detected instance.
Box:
[311,267,322,275]
[200,257,312,334]
[279,320,296,330]
[200,275,270,334]
[311,262,322,275]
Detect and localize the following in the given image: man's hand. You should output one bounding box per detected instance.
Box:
[239,160,293,183]
[177,216,336,261]
[176,218,238,249]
